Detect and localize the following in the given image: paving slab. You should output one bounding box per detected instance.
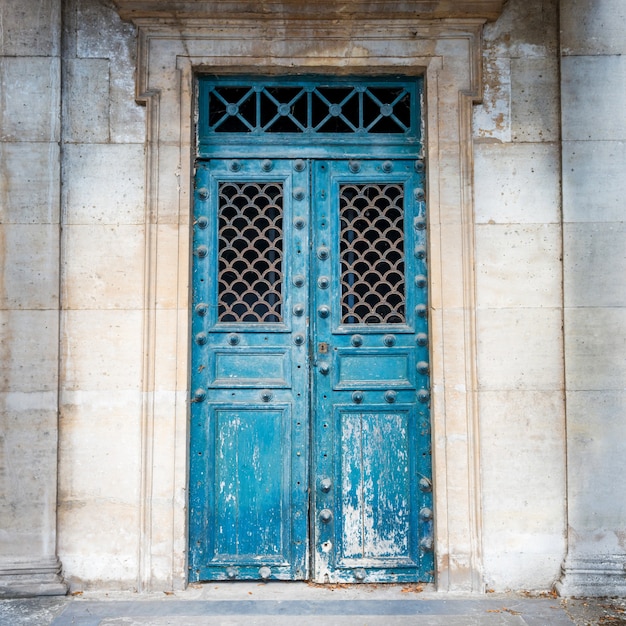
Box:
[0,585,580,626]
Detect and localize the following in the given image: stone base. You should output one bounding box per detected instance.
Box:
[556,556,626,597]
[0,557,68,598]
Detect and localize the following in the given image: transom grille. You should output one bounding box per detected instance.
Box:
[217,182,284,323]
[339,183,406,324]
[202,80,414,136]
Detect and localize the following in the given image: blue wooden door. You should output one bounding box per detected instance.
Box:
[189,74,431,584]
[189,156,432,583]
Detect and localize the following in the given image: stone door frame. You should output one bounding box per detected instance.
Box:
[128,16,489,592]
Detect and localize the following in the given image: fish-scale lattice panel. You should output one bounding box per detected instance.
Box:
[218,181,284,323]
[339,183,405,324]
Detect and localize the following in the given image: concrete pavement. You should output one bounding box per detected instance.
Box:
[1,583,624,626]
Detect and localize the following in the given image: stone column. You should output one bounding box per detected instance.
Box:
[0,0,66,596]
[557,0,626,596]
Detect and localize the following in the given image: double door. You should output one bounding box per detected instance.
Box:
[189,157,432,583]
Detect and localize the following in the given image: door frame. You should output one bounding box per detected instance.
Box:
[129,19,486,592]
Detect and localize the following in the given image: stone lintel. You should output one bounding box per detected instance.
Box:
[0,557,68,598]
[556,556,626,597]
[112,0,505,23]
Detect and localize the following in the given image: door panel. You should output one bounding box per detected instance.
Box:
[311,160,432,582]
[189,157,432,584]
[189,159,310,581]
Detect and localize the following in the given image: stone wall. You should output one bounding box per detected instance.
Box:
[473,0,567,590]
[0,0,66,596]
[558,0,626,596]
[58,0,146,589]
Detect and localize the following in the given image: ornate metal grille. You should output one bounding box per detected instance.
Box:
[205,82,412,135]
[339,183,406,324]
[217,182,284,323]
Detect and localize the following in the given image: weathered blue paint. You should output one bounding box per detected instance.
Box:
[190,76,431,584]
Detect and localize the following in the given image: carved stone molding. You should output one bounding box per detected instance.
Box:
[557,556,626,597]
[0,558,67,598]
[113,0,505,23]
[123,12,487,592]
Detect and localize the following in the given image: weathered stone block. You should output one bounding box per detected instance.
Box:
[477,307,564,391]
[0,311,59,393]
[562,140,626,223]
[62,224,145,309]
[0,224,59,310]
[0,0,61,57]
[60,310,143,392]
[0,143,60,224]
[475,223,562,308]
[561,0,626,56]
[62,143,145,225]
[561,55,626,142]
[564,308,626,391]
[511,57,559,142]
[0,57,60,142]
[63,59,110,144]
[474,142,561,224]
[564,222,626,308]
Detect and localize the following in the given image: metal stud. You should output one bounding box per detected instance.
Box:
[415,274,427,288]
[293,216,306,230]
[319,509,333,523]
[318,362,330,376]
[317,276,330,289]
[261,159,273,171]
[195,245,208,258]
[294,159,306,172]
[317,246,330,260]
[196,216,209,229]
[383,334,396,347]
[419,477,432,493]
[261,390,273,403]
[351,334,363,347]
[352,391,364,404]
[293,187,305,201]
[414,187,425,202]
[415,160,426,173]
[229,159,242,172]
[318,305,330,319]
[349,160,361,173]
[414,217,426,231]
[195,332,208,345]
[354,568,367,581]
[320,478,332,493]
[294,334,305,346]
[195,303,208,317]
[226,567,238,579]
[415,245,427,260]
[384,390,397,404]
[382,160,393,172]
[197,187,209,200]
[417,361,429,375]
[193,388,206,402]
[293,275,305,287]
[293,303,304,317]
[418,390,430,404]
[416,333,428,347]
[420,537,434,552]
[420,507,433,521]
[259,566,271,580]
[227,333,240,346]
[415,304,428,318]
